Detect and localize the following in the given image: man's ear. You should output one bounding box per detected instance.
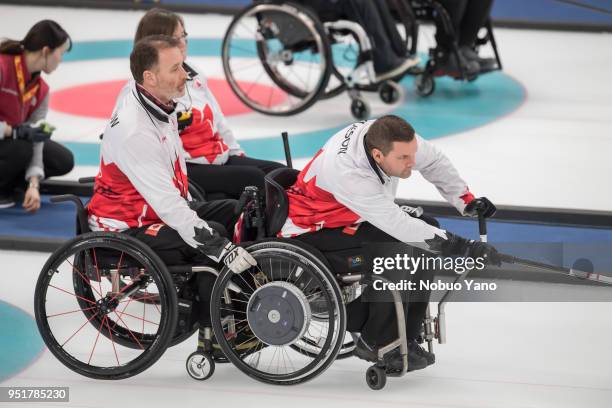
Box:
[371,148,384,164]
[143,70,156,86]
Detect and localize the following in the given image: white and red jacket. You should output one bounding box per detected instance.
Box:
[280,120,475,246]
[175,62,243,164]
[88,81,223,254]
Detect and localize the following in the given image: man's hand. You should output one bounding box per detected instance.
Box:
[222,243,257,274]
[430,232,502,266]
[23,185,41,213]
[468,241,502,266]
[12,122,54,143]
[464,197,496,218]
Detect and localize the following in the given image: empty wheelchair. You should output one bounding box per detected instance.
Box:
[221,0,413,119]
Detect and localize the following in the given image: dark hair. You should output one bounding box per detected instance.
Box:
[365,115,415,155]
[130,35,181,84]
[134,8,185,43]
[0,20,72,55]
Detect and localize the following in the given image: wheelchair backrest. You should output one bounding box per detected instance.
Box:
[264,167,300,236]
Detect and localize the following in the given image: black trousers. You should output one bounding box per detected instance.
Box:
[123,199,239,326]
[299,0,407,73]
[295,218,438,347]
[435,0,495,49]
[187,155,285,201]
[0,139,74,195]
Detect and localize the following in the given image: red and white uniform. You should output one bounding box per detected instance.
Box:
[175,62,244,164]
[88,81,217,250]
[280,120,475,245]
[114,63,244,165]
[0,52,49,180]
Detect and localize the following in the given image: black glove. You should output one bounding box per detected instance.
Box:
[176,110,193,132]
[464,196,496,218]
[428,232,501,266]
[12,123,53,142]
[468,241,502,266]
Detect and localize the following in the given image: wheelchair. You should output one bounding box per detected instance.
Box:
[399,0,503,96]
[221,0,412,120]
[34,169,455,390]
[221,0,502,117]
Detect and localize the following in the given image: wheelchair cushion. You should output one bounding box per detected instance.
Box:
[264,167,300,237]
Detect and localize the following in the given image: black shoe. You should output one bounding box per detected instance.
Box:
[0,194,15,209]
[409,339,435,365]
[354,337,427,372]
[459,46,497,72]
[433,48,479,78]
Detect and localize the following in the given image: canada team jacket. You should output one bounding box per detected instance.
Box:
[88,81,224,255]
[279,120,475,245]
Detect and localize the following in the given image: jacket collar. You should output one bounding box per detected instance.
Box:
[362,131,389,185]
[134,83,176,123]
[182,61,198,80]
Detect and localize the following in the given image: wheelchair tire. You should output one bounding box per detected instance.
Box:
[222,2,332,116]
[350,97,370,120]
[379,81,402,104]
[211,241,346,385]
[34,232,178,380]
[414,73,435,97]
[366,365,386,390]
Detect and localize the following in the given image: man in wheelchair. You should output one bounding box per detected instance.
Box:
[87,35,257,329]
[279,115,499,372]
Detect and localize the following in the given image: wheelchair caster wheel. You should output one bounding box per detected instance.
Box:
[350,98,370,120]
[186,351,215,381]
[379,81,402,104]
[366,365,386,390]
[414,74,435,97]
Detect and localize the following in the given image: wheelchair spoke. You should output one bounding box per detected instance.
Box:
[67,258,102,298]
[229,44,258,57]
[116,311,160,326]
[90,247,104,298]
[47,306,96,318]
[111,296,134,330]
[219,306,246,315]
[103,315,120,366]
[243,69,267,99]
[238,19,256,38]
[111,311,145,350]
[49,284,96,305]
[60,311,100,348]
[229,60,262,73]
[88,315,106,365]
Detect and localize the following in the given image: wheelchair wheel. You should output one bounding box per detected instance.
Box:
[222,2,331,116]
[211,241,346,385]
[34,232,178,380]
[414,73,435,97]
[251,240,355,359]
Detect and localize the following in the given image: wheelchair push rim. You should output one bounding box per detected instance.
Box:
[222,2,331,116]
[211,243,346,385]
[34,232,178,380]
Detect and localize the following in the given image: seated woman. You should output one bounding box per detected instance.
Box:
[0,20,74,211]
[131,8,286,200]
